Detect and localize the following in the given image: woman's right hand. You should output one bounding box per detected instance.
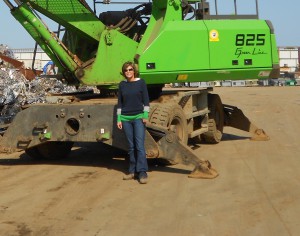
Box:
[117,122,122,130]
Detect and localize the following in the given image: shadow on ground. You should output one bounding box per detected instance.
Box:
[0,142,191,175]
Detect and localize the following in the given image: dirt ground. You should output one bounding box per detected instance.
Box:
[0,86,300,236]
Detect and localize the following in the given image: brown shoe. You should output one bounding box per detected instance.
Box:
[123,173,135,180]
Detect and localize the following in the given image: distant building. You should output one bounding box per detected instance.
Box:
[278,46,300,72]
[12,48,51,70]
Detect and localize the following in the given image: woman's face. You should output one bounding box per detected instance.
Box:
[123,66,135,80]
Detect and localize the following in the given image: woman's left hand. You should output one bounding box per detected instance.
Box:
[142,119,148,125]
[117,121,122,129]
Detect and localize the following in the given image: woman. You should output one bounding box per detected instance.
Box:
[117,61,150,184]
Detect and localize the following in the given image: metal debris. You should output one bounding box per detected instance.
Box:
[0,44,14,59]
[0,60,95,133]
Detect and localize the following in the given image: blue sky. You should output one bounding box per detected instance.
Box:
[0,0,298,48]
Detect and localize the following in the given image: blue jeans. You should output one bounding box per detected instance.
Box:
[122,119,148,175]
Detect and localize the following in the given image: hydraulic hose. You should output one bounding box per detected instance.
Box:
[3,0,14,10]
[13,0,22,6]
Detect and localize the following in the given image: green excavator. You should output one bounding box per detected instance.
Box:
[0,0,279,178]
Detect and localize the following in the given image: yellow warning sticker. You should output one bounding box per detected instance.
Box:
[177,74,188,80]
[209,29,219,42]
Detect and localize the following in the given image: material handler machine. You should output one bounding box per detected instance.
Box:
[1,0,279,178]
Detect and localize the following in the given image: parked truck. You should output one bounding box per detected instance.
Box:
[0,0,279,178]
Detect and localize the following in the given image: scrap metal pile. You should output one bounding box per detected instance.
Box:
[0,45,95,134]
[0,69,83,133]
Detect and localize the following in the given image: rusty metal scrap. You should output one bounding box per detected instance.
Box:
[0,68,94,105]
[1,44,43,81]
[0,45,96,132]
[0,44,14,59]
[0,66,95,131]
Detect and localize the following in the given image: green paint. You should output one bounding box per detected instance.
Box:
[43,132,52,140]
[10,0,279,88]
[101,132,111,140]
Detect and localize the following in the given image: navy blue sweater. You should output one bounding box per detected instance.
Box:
[117,78,150,120]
